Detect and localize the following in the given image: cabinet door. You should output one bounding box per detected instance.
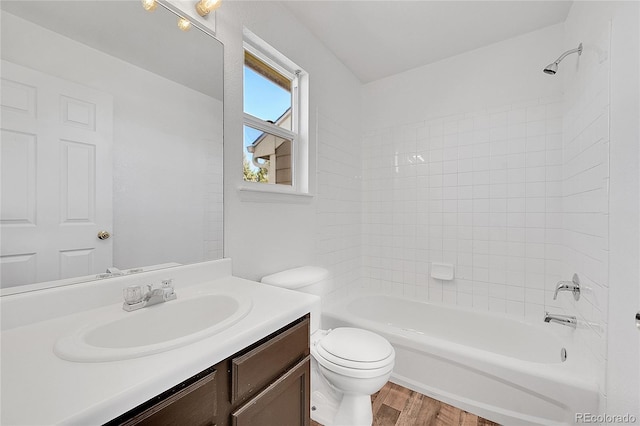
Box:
[231,356,310,426]
[113,369,217,426]
[231,316,309,404]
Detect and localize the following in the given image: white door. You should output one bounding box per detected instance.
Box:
[1,60,113,288]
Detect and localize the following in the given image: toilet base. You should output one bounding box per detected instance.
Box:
[311,390,374,426]
[310,389,339,425]
[310,357,376,426]
[310,357,341,425]
[333,393,374,426]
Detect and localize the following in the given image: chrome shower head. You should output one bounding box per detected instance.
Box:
[543,62,558,75]
[543,43,582,75]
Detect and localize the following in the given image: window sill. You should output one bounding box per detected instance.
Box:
[237,184,314,204]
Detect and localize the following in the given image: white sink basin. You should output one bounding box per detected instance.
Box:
[54,293,252,362]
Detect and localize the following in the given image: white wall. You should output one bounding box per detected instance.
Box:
[215,2,363,296]
[359,25,566,322]
[561,0,612,406]
[363,24,564,131]
[561,1,640,416]
[113,80,223,268]
[2,12,224,270]
[607,0,640,416]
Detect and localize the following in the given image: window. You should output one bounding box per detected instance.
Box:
[243,31,308,192]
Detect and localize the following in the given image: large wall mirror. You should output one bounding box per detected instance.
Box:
[0,1,224,294]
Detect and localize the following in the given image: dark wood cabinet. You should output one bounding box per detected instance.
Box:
[107,314,310,426]
[231,356,310,426]
[116,368,218,426]
[231,317,309,405]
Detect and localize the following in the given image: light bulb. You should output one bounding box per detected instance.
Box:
[141,0,157,11]
[177,17,191,31]
[196,0,221,16]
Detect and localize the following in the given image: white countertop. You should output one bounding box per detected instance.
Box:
[1,260,320,425]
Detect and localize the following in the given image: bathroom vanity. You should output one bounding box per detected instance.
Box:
[107,315,310,426]
[0,259,320,425]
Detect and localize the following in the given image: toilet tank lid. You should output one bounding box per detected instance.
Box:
[261,266,329,289]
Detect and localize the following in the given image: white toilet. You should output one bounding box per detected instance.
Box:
[261,266,395,426]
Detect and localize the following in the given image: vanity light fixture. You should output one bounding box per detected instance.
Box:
[177,16,192,31]
[196,0,222,17]
[141,0,157,11]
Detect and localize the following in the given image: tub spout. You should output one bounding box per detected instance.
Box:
[544,312,577,329]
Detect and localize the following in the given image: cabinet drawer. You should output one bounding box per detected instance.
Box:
[231,356,310,426]
[231,316,309,404]
[108,367,217,426]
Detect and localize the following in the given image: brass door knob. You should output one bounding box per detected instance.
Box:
[97,231,111,240]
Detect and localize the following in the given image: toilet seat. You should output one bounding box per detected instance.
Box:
[314,352,395,379]
[312,328,395,378]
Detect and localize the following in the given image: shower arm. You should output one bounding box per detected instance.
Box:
[552,43,583,65]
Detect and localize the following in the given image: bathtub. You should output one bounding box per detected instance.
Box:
[322,294,599,426]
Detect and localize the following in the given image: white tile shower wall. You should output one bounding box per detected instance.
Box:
[361,97,565,321]
[562,5,612,405]
[204,101,224,261]
[316,110,363,305]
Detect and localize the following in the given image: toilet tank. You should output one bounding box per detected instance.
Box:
[261,266,330,297]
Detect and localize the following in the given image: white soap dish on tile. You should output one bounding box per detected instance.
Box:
[431,263,454,281]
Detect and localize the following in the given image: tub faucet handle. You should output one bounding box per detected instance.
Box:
[553,273,580,301]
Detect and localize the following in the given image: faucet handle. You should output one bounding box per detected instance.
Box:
[553,273,581,301]
[161,279,176,300]
[123,285,145,305]
[106,267,123,276]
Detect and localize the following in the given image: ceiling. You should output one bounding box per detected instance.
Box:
[282,1,572,83]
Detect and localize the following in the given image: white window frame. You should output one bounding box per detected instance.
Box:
[241,28,309,197]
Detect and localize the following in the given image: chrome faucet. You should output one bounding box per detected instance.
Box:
[106,267,124,276]
[96,267,126,279]
[544,312,577,328]
[553,273,581,300]
[123,279,176,312]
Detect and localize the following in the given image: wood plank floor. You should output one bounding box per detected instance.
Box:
[311,382,500,426]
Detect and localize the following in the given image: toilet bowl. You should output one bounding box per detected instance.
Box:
[261,267,395,426]
[311,328,395,425]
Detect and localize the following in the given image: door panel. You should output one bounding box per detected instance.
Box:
[0,129,36,224]
[0,60,113,288]
[61,140,96,223]
[59,248,95,280]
